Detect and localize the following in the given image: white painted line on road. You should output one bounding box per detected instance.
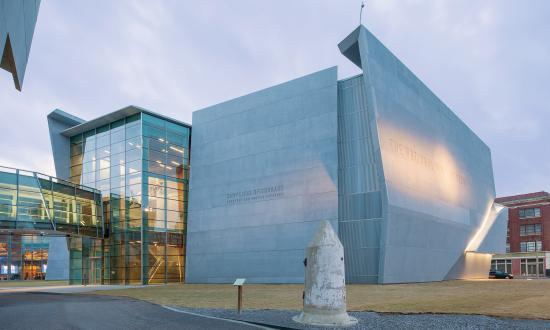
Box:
[162,305,275,330]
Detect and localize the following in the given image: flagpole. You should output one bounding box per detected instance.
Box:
[359,1,365,25]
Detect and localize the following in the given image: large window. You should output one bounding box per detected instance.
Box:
[520,241,543,252]
[491,259,512,273]
[520,224,542,236]
[0,235,49,281]
[519,207,541,219]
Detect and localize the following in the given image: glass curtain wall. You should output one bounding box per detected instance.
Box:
[0,167,103,237]
[21,236,49,280]
[141,114,189,284]
[69,236,103,284]
[0,166,103,282]
[69,112,190,284]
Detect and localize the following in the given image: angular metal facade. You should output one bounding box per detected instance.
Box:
[337,74,384,283]
[338,26,506,283]
[47,109,86,180]
[186,67,339,283]
[186,25,506,284]
[0,0,41,90]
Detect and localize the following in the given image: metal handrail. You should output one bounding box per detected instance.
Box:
[0,164,101,195]
[0,164,105,238]
[33,172,56,231]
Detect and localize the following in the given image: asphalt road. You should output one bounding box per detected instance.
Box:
[4,292,549,330]
[0,292,265,330]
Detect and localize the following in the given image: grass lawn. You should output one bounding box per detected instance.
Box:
[91,279,550,320]
[0,280,68,287]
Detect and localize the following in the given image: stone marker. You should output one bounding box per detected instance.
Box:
[293,220,358,326]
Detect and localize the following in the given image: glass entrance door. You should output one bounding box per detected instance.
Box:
[527,263,538,276]
[89,257,101,284]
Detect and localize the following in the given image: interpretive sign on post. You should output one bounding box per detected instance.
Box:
[233,278,246,313]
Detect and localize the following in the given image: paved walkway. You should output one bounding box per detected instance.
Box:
[3,285,550,329]
[0,292,267,330]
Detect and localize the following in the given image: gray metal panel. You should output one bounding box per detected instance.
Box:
[0,0,40,90]
[0,2,6,58]
[337,75,385,283]
[339,25,502,283]
[22,0,38,58]
[187,67,339,283]
[45,237,69,280]
[47,109,85,180]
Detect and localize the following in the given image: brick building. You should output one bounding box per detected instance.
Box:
[492,192,550,277]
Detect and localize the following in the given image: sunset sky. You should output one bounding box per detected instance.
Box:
[1,0,548,196]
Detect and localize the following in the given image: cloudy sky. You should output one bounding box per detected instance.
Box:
[1,0,549,196]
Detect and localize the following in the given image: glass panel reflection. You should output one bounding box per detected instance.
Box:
[67,112,190,284]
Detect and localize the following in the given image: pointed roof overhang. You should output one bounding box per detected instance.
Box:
[59,105,191,137]
[338,26,363,69]
[0,0,41,91]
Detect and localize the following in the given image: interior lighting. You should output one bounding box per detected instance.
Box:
[169,146,183,154]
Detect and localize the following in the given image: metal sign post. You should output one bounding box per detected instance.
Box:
[233,278,246,314]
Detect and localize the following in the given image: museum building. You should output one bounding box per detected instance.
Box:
[2,22,508,284]
[184,25,507,284]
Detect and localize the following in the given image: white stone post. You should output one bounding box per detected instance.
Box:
[293,220,358,326]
